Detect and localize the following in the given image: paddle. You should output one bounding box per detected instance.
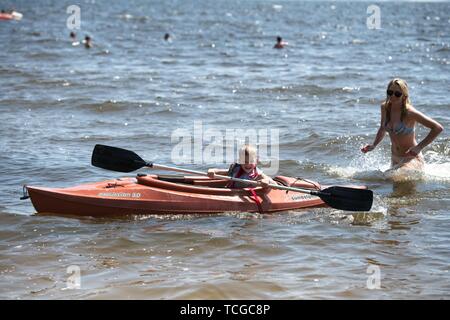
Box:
[91,144,373,212]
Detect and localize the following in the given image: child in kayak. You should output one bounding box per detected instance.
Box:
[207,144,275,188]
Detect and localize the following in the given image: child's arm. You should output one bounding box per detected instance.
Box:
[256,173,276,188]
[207,168,229,178]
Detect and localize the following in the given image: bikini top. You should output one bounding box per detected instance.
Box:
[385,121,414,135]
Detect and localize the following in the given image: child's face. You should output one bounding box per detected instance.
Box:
[242,163,256,172]
[238,148,257,172]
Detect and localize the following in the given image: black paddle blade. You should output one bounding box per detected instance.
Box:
[316,186,373,212]
[91,144,149,173]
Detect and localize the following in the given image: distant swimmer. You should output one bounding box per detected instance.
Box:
[0,9,23,20]
[70,31,79,46]
[83,35,92,48]
[164,33,172,42]
[273,36,287,49]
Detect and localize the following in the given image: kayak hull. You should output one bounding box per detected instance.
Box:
[26,175,363,216]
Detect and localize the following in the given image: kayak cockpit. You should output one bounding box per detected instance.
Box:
[135,174,322,195]
[137,174,261,195]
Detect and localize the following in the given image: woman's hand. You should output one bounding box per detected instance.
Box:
[405,146,421,157]
[207,169,216,179]
[361,144,375,153]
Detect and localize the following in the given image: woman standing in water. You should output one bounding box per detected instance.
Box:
[361,78,443,171]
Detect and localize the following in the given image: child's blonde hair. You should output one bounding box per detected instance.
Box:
[238,144,257,164]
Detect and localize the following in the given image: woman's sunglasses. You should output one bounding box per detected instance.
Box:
[387,90,403,97]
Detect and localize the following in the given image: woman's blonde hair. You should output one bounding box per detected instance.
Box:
[238,144,257,164]
[384,78,412,123]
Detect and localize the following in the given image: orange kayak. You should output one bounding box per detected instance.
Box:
[25,174,365,216]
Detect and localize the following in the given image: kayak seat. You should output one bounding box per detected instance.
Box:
[156,175,194,185]
[155,175,228,188]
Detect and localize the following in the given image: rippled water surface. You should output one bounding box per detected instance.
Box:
[0,0,449,299]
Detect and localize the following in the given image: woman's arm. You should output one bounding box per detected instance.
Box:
[361,104,387,153]
[406,108,444,156]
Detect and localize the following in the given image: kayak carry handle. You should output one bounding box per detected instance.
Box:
[20,185,30,200]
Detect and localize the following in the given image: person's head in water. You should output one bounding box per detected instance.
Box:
[164,33,170,41]
[70,31,76,39]
[84,35,92,48]
[274,36,286,49]
[238,144,258,173]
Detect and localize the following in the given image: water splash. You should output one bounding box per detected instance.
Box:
[422,151,450,181]
[326,150,389,181]
[327,150,450,183]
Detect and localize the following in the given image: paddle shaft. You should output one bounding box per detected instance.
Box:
[150,163,319,195]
